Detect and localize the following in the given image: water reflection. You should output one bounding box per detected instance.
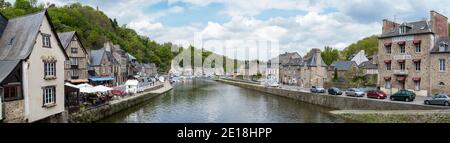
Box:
[100,79,346,123]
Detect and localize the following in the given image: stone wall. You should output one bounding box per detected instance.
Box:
[69,84,165,123]
[218,79,449,110]
[3,100,25,123]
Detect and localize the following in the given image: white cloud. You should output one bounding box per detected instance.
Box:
[30,0,450,60]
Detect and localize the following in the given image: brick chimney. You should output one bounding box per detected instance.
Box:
[431,10,448,38]
[382,19,399,34]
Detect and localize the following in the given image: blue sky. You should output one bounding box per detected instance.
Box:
[15,0,450,60]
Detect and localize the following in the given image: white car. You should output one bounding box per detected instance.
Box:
[268,82,279,87]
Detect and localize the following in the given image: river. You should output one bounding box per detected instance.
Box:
[100,79,347,123]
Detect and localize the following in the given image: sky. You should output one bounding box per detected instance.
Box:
[10,0,450,60]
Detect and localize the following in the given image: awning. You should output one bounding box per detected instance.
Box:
[384,76,392,81]
[384,60,392,64]
[413,40,422,44]
[397,60,406,63]
[396,77,406,81]
[384,42,392,47]
[69,79,89,83]
[89,76,114,82]
[412,77,421,81]
[397,41,406,45]
[412,59,421,63]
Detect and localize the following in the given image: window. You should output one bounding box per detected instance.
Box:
[43,86,56,106]
[386,63,391,70]
[71,48,78,53]
[415,81,420,91]
[385,80,392,89]
[400,45,405,54]
[44,62,56,79]
[415,44,421,53]
[70,58,78,66]
[71,69,79,77]
[400,26,407,34]
[42,34,51,48]
[386,46,391,54]
[415,62,421,71]
[439,59,446,72]
[400,63,405,71]
[3,85,21,101]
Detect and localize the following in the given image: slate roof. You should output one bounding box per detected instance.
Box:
[359,60,378,69]
[0,60,20,83]
[0,10,68,61]
[431,37,450,53]
[57,31,75,49]
[303,49,327,67]
[285,58,303,66]
[331,61,356,71]
[380,20,432,38]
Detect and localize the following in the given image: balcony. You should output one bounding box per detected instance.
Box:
[393,54,411,60]
[393,70,408,75]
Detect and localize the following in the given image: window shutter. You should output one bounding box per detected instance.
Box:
[42,87,45,107]
[53,86,56,104]
[44,62,47,76]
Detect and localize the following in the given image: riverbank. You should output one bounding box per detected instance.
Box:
[216,79,449,110]
[330,110,450,123]
[68,82,173,123]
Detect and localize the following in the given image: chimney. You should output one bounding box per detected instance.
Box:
[104,41,112,52]
[431,10,448,38]
[313,48,323,66]
[382,19,399,34]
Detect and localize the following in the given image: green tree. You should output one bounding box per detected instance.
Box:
[321,46,340,65]
[341,35,378,60]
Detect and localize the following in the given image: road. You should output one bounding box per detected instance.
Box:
[277,84,431,106]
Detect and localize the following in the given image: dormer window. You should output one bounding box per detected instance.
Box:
[399,24,410,34]
[439,42,448,52]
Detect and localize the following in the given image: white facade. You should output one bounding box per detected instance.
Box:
[24,16,66,122]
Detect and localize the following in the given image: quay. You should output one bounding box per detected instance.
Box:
[216,78,450,110]
[68,82,173,123]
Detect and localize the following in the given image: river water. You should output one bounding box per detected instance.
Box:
[100,79,346,123]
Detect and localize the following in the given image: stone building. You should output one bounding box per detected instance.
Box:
[329,61,358,82]
[279,52,301,84]
[58,31,89,84]
[89,45,119,86]
[280,49,328,87]
[0,10,69,122]
[378,11,449,96]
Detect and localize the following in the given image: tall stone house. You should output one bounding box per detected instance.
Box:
[89,44,119,86]
[58,31,89,84]
[328,61,358,82]
[0,10,69,122]
[109,43,128,85]
[378,11,450,96]
[279,52,301,84]
[280,49,328,87]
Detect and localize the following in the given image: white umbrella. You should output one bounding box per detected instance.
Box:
[93,85,113,93]
[64,83,79,89]
[125,80,139,86]
[79,86,96,93]
[76,83,93,89]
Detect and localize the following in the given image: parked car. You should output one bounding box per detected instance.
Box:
[366,90,388,99]
[310,86,325,93]
[328,87,343,95]
[345,88,365,97]
[390,90,416,102]
[424,94,450,106]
